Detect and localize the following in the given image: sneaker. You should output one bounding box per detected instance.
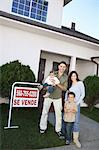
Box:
[43,92,50,98]
[56,131,65,139]
[65,140,70,145]
[40,129,45,134]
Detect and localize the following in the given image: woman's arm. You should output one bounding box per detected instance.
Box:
[77,82,85,105]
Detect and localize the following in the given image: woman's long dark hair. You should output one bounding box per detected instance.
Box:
[67,71,80,90]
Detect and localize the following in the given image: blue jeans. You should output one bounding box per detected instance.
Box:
[62,104,80,134]
[43,83,54,93]
[73,104,80,132]
[64,122,74,142]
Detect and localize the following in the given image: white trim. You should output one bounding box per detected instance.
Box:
[0,16,99,51]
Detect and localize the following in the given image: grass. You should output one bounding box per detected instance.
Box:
[1,104,99,150]
[0,104,65,150]
[81,107,99,123]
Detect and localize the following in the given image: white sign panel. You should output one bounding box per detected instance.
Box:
[13,87,39,107]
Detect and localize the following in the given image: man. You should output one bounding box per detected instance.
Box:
[39,61,67,139]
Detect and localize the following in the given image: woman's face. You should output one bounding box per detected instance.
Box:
[71,73,77,82]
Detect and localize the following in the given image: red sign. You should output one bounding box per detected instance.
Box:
[13,87,39,107]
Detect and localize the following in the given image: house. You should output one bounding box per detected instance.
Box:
[0,0,99,83]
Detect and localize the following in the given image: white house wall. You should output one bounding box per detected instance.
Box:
[41,52,70,79]
[0,0,11,13]
[76,59,96,80]
[47,0,63,27]
[0,0,64,28]
[0,25,41,80]
[0,18,99,80]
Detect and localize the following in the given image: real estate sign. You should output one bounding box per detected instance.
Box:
[13,87,39,107]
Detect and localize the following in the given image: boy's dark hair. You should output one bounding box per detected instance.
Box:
[68,91,75,97]
[59,61,67,66]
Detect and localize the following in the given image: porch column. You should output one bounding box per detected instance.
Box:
[69,56,76,73]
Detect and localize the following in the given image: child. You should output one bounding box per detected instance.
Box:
[38,71,60,98]
[63,92,77,145]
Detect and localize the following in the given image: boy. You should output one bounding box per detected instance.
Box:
[64,92,77,145]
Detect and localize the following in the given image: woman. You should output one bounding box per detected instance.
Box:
[65,71,85,148]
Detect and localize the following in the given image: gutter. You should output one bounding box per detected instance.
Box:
[91,57,99,76]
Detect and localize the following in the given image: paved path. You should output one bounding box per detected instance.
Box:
[39,113,99,150]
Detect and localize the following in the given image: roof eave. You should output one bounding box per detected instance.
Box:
[64,0,72,6]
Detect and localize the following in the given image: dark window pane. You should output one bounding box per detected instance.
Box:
[19,4,24,9]
[25,6,30,11]
[12,7,17,13]
[14,0,19,2]
[38,0,42,4]
[20,0,25,4]
[32,2,37,7]
[37,9,42,15]
[42,11,47,16]
[26,0,30,6]
[31,8,36,13]
[33,0,38,2]
[43,6,47,11]
[36,15,41,20]
[18,9,23,15]
[13,2,18,7]
[30,13,35,18]
[44,1,48,6]
[37,4,42,9]
[42,17,46,22]
[24,11,29,16]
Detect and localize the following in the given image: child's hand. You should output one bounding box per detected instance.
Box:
[70,109,76,113]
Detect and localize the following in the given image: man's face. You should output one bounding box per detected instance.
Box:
[58,63,66,73]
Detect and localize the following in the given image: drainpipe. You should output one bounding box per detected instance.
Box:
[91,57,99,76]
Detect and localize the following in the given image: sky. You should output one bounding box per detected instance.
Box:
[62,0,99,39]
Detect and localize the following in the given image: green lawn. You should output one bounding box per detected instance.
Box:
[1,104,99,150]
[0,104,65,150]
[81,107,99,123]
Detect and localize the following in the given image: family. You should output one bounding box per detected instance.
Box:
[38,61,85,148]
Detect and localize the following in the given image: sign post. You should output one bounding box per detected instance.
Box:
[4,82,40,129]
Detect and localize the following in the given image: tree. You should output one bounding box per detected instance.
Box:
[83,75,99,111]
[0,60,36,98]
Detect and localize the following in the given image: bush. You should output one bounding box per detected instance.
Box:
[83,75,99,111]
[0,60,36,98]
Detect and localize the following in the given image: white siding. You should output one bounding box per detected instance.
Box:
[47,0,63,27]
[76,59,96,80]
[0,18,99,80]
[0,0,12,13]
[41,52,70,79]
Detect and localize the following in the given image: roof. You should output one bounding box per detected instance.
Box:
[0,11,99,45]
[64,0,72,6]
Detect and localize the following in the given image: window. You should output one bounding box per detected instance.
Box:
[12,0,48,22]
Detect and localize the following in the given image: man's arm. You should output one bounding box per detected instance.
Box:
[56,81,67,91]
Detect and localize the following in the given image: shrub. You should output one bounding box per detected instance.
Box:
[83,75,99,111]
[0,60,36,98]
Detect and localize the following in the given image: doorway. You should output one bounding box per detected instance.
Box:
[37,58,46,83]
